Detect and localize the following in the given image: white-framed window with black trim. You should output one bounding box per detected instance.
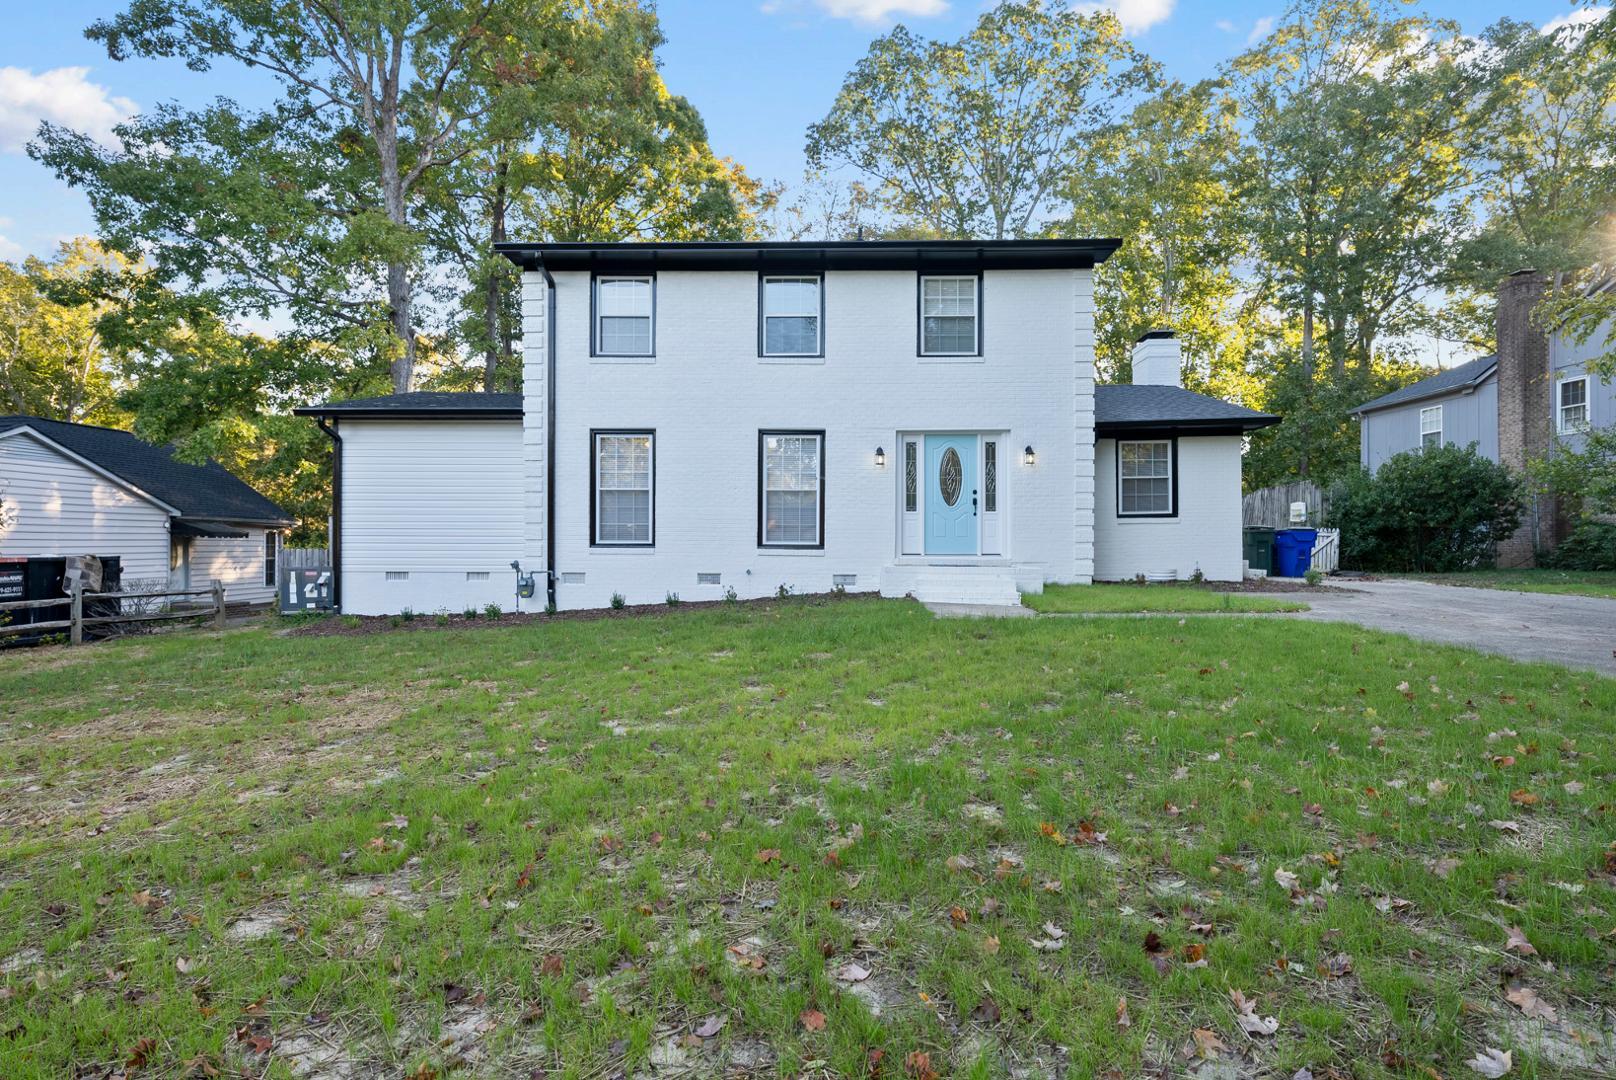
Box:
[263,530,278,587]
[1558,376,1590,433]
[759,431,824,548]
[591,430,655,546]
[1117,438,1176,517]
[1419,404,1443,449]
[592,275,654,356]
[759,274,823,357]
[918,274,981,356]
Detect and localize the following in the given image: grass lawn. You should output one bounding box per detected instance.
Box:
[1404,569,1616,600]
[1026,582,1309,614]
[2,597,1614,1079]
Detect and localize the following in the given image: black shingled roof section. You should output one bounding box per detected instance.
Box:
[1352,355,1497,415]
[0,416,293,525]
[1095,384,1279,430]
[294,391,522,417]
[495,238,1122,273]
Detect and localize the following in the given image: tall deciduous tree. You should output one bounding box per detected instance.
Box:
[0,239,130,424]
[806,0,1156,239]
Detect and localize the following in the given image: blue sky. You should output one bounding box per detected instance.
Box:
[0,0,1585,262]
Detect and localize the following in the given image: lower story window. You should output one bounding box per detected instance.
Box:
[593,431,654,545]
[263,530,278,586]
[1118,439,1174,516]
[760,431,824,547]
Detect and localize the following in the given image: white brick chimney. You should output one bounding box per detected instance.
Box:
[1132,330,1182,388]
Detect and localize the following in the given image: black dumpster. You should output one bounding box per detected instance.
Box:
[0,556,123,646]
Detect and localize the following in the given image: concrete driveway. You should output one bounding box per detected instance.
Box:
[1295,579,1616,677]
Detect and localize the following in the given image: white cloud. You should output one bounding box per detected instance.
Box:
[1077,0,1175,34]
[1541,7,1608,41]
[1215,18,1236,33]
[0,233,23,262]
[1248,15,1276,45]
[808,0,948,23]
[0,66,137,154]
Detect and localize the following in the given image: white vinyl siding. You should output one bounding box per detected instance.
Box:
[920,275,979,355]
[595,277,653,356]
[0,430,170,585]
[760,433,822,547]
[761,276,821,356]
[593,432,654,546]
[1419,404,1443,448]
[339,420,522,614]
[191,530,277,606]
[1558,376,1589,433]
[1118,440,1173,516]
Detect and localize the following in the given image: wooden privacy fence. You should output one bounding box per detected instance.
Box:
[1244,481,1331,528]
[0,581,227,646]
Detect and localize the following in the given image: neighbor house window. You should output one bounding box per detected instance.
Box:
[919,275,980,355]
[263,531,278,587]
[1419,405,1443,449]
[1558,376,1589,433]
[760,276,822,356]
[594,276,653,356]
[1117,439,1174,516]
[759,431,824,547]
[592,431,654,545]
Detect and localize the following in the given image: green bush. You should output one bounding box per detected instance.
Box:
[1541,519,1616,571]
[1329,444,1523,572]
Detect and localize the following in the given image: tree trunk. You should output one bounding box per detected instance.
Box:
[1299,289,1315,479]
[374,84,417,395]
[483,157,509,393]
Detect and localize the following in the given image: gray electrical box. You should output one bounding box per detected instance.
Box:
[281,567,334,613]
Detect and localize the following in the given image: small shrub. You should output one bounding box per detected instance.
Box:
[544,601,557,615]
[1134,572,1148,585]
[775,583,793,600]
[463,606,480,620]
[665,591,681,606]
[1330,444,1523,573]
[400,607,415,622]
[341,615,361,629]
[610,593,626,610]
[722,586,739,604]
[1303,567,1324,586]
[1541,519,1616,571]
[389,615,402,628]
[483,602,502,619]
[434,609,450,626]
[1189,567,1205,585]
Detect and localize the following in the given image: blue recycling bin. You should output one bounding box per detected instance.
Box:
[1273,529,1318,578]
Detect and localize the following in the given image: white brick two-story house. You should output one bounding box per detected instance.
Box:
[297,241,1277,614]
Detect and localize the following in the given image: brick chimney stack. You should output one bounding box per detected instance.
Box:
[1131,330,1183,388]
[1494,269,1553,567]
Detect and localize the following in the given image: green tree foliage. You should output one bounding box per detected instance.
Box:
[0,239,131,424]
[1329,444,1523,572]
[806,1,1157,238]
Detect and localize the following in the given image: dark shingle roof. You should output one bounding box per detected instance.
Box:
[1095,384,1279,433]
[0,416,292,525]
[496,238,1122,273]
[294,392,522,418]
[1351,355,1497,415]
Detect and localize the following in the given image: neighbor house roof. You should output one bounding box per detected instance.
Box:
[0,416,293,526]
[495,238,1123,274]
[1095,385,1280,435]
[1351,355,1497,416]
[293,392,522,419]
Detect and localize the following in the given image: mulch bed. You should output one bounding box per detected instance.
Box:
[281,589,865,637]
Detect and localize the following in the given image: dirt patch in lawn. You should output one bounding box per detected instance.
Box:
[284,590,869,638]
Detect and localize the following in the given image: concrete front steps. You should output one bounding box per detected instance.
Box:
[879,562,1038,607]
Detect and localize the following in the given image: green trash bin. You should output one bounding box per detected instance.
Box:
[1243,527,1276,574]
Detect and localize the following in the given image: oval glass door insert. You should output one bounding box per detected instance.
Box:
[939,447,962,506]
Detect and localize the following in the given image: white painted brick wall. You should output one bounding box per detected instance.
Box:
[1093,436,1245,582]
[524,267,1094,610]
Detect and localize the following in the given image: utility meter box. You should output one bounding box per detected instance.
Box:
[281,568,334,613]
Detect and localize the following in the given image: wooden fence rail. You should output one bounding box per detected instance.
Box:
[0,581,225,645]
[1244,481,1331,528]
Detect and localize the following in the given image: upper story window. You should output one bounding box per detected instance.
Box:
[1419,404,1443,449]
[594,276,654,356]
[1558,376,1589,433]
[919,275,980,356]
[760,276,823,356]
[1118,439,1174,516]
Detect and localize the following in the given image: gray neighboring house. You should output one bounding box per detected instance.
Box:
[1352,354,1499,472]
[1350,270,1614,563]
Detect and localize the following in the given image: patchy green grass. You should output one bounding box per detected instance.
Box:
[1027,582,1309,614]
[1405,569,1616,600]
[1,597,1613,1079]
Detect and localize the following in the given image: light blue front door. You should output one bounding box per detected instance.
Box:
[925,434,977,555]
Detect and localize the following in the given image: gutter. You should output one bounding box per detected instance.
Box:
[314,416,343,611]
[541,261,558,612]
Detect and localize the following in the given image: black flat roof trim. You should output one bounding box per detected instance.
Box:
[292,407,522,419]
[495,238,1122,274]
[1097,417,1281,436]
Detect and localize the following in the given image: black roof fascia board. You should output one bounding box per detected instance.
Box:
[494,239,1123,274]
[1097,416,1281,436]
[293,406,523,419]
